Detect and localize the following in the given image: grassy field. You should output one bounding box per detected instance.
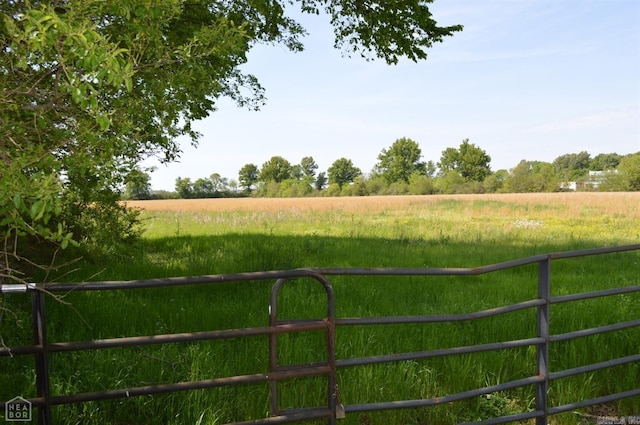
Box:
[1,193,639,424]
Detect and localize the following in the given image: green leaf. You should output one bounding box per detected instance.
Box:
[13,194,25,211]
[30,200,44,220]
[96,114,111,131]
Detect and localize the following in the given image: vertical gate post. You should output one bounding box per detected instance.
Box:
[31,289,52,425]
[268,282,281,417]
[268,274,337,424]
[536,258,551,425]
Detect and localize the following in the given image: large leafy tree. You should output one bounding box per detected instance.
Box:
[619,153,640,191]
[1,0,461,283]
[504,160,558,193]
[315,171,328,191]
[238,163,259,192]
[300,156,318,179]
[602,153,640,191]
[209,173,229,195]
[589,153,622,172]
[175,177,194,199]
[375,137,427,184]
[328,157,361,188]
[438,139,492,182]
[124,168,153,200]
[260,156,292,183]
[552,151,591,180]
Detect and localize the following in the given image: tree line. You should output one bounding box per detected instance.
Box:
[125,138,640,200]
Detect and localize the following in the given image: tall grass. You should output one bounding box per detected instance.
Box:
[1,193,639,424]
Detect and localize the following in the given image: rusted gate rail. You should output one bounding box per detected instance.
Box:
[1,244,639,424]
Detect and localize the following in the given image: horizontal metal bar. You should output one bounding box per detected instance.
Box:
[40,269,324,292]
[314,255,549,277]
[551,284,640,304]
[458,410,544,425]
[21,244,637,293]
[49,365,331,405]
[0,322,328,357]
[549,353,640,381]
[0,283,36,293]
[0,343,42,357]
[336,338,544,368]
[336,299,544,326]
[230,408,330,424]
[548,244,640,260]
[344,375,544,412]
[319,245,640,277]
[550,319,640,343]
[547,388,640,416]
[273,362,328,373]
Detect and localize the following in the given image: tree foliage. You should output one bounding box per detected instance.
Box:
[590,153,622,171]
[601,152,640,192]
[260,156,292,183]
[615,153,640,191]
[553,151,591,180]
[238,163,260,192]
[315,172,328,191]
[328,158,361,188]
[175,177,194,199]
[124,168,153,200]
[323,0,463,64]
[375,137,427,183]
[504,161,558,193]
[300,156,318,179]
[438,139,491,182]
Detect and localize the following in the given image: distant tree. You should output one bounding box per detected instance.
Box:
[552,151,591,180]
[438,139,491,182]
[175,177,194,199]
[124,168,153,200]
[300,156,319,179]
[364,173,387,195]
[315,171,328,191]
[600,152,640,192]
[193,178,214,198]
[279,178,313,197]
[434,169,466,194]
[260,156,292,183]
[483,169,508,193]
[425,160,437,178]
[239,163,260,193]
[209,173,229,195]
[589,153,622,171]
[504,161,558,193]
[375,137,427,184]
[617,153,640,191]
[290,165,303,180]
[228,179,239,193]
[328,158,361,188]
[408,172,436,195]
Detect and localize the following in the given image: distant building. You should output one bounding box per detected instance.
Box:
[559,181,577,191]
[560,170,617,191]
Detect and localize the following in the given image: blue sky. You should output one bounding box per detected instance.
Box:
[145,0,640,191]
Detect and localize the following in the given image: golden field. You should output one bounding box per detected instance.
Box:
[126,192,640,217]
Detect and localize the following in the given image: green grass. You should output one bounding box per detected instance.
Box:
[1,196,639,424]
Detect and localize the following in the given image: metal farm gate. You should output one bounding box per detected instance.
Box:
[1,244,639,424]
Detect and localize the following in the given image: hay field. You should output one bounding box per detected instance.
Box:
[127,192,640,217]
